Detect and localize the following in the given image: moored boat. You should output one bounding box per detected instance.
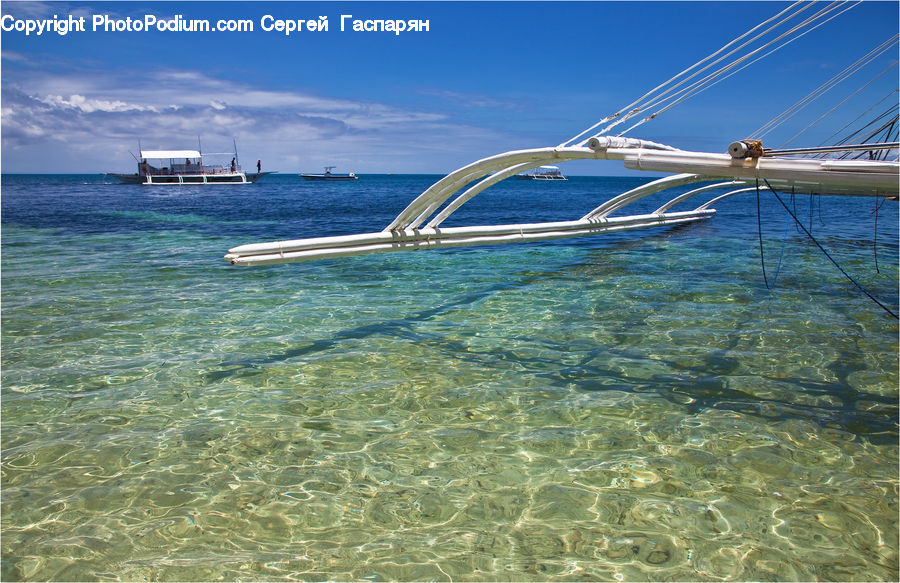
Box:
[515,165,567,180]
[108,147,272,185]
[300,166,359,181]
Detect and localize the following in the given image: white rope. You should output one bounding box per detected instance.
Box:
[817,90,899,148]
[753,33,898,139]
[780,61,899,148]
[600,1,833,138]
[557,1,813,147]
[617,1,863,137]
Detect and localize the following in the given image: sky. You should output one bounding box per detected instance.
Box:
[1,1,897,175]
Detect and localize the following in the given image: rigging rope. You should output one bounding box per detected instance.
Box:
[761,179,899,319]
[858,116,899,155]
[755,181,793,290]
[872,196,887,273]
[559,0,897,148]
[816,89,899,150]
[558,0,823,146]
[836,110,899,159]
[772,192,792,285]
[834,109,900,159]
[780,61,898,148]
[611,1,862,138]
[756,180,771,289]
[752,34,899,141]
[617,1,864,137]
[597,1,824,137]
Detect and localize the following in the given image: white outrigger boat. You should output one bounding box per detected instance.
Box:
[110,147,272,185]
[225,2,897,267]
[515,165,567,180]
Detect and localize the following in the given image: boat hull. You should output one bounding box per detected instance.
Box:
[106,171,272,184]
[300,174,359,181]
[107,173,144,184]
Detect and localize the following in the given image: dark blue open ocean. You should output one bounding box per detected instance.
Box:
[2,173,898,581]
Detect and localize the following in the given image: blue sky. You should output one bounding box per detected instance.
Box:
[1,1,897,174]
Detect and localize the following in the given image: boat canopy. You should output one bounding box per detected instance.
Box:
[140,150,202,160]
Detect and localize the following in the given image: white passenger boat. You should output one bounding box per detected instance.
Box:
[110,148,272,185]
[515,166,567,180]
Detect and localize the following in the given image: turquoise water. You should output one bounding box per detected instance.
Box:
[2,174,898,581]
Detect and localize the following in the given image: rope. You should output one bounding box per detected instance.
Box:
[756,180,771,289]
[618,1,863,137]
[753,34,899,141]
[556,1,815,147]
[817,190,826,227]
[839,113,900,159]
[755,180,792,290]
[873,119,899,160]
[559,1,857,146]
[873,196,887,273]
[601,1,820,137]
[808,191,814,237]
[762,179,899,319]
[781,61,898,148]
[816,91,899,151]
[835,111,900,159]
[771,188,793,284]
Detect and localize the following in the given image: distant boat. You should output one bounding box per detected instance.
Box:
[515,165,567,180]
[300,166,359,181]
[108,147,272,185]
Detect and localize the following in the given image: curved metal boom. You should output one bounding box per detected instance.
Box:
[225,139,899,266]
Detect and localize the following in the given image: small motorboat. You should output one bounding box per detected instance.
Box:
[300,166,359,181]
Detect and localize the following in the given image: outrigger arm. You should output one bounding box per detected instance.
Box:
[225,138,899,266]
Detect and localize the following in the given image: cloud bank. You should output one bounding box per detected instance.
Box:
[1,59,514,174]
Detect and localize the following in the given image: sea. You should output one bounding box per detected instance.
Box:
[2,173,898,582]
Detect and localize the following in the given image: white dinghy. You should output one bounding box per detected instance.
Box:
[225,2,898,266]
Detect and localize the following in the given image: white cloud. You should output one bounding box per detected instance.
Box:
[37,94,158,113]
[1,50,32,64]
[418,88,524,110]
[1,64,517,173]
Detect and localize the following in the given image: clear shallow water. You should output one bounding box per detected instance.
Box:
[1,173,897,581]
